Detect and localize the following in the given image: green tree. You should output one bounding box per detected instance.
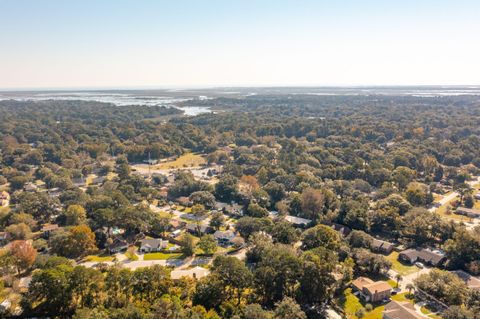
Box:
[50,225,98,259]
[212,256,253,305]
[199,235,217,255]
[65,204,87,226]
[269,221,299,244]
[5,222,32,240]
[215,174,239,202]
[181,233,196,257]
[302,224,341,251]
[273,297,306,319]
[209,211,225,230]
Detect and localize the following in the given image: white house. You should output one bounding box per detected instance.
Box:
[139,238,168,253]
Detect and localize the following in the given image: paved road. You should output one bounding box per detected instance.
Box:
[81,258,184,270]
[428,191,458,213]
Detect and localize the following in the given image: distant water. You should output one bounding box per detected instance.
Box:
[0,92,212,116]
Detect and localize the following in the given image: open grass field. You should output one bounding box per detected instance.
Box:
[84,255,114,262]
[155,153,205,170]
[385,252,420,276]
[143,252,183,260]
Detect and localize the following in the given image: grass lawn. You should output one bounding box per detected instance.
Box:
[143,252,184,260]
[84,255,114,262]
[157,211,172,218]
[341,288,384,319]
[420,303,442,319]
[436,203,470,222]
[385,252,420,276]
[387,279,398,288]
[155,153,205,169]
[341,290,415,319]
[391,293,412,303]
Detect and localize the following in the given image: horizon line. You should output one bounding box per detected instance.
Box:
[1,84,480,92]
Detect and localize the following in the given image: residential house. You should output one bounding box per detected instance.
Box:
[383,300,424,319]
[169,219,186,231]
[371,239,395,255]
[177,196,192,207]
[214,202,244,216]
[475,192,480,200]
[171,266,210,280]
[399,248,446,267]
[214,230,236,245]
[330,223,352,237]
[41,223,59,238]
[24,182,38,192]
[186,223,211,236]
[455,207,480,218]
[108,237,129,254]
[139,238,168,253]
[284,215,312,227]
[352,276,392,303]
[451,270,480,290]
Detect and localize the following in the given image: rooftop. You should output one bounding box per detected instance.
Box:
[452,270,480,290]
[383,300,424,319]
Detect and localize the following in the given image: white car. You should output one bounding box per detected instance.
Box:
[415,262,425,268]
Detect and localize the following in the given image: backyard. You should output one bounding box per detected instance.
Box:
[385,251,420,276]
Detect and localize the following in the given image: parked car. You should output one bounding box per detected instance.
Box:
[415,262,425,268]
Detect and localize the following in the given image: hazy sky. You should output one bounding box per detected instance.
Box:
[1,0,480,89]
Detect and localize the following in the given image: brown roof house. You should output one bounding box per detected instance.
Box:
[41,223,59,238]
[352,276,392,303]
[455,207,480,218]
[371,239,395,255]
[399,248,446,267]
[108,237,129,254]
[383,300,424,319]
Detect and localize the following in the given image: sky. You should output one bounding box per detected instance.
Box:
[1,0,480,89]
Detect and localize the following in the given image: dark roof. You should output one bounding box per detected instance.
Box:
[186,223,209,233]
[451,270,480,290]
[214,230,235,240]
[331,223,351,236]
[400,248,445,265]
[456,207,480,216]
[109,238,128,249]
[371,239,394,251]
[214,202,243,212]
